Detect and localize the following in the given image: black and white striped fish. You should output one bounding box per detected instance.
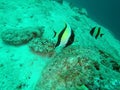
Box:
[54,23,74,48]
[90,26,104,39]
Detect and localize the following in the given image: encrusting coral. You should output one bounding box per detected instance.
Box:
[35,46,120,90]
[29,38,55,57]
[1,26,44,45]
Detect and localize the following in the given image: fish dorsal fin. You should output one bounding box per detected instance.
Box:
[53,30,57,38]
[53,22,67,38]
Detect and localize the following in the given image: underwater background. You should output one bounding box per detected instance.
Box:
[66,0,120,41]
[0,0,120,90]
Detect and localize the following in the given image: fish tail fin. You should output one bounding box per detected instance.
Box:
[100,34,104,37]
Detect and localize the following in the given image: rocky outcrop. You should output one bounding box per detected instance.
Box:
[29,38,55,57]
[35,46,120,90]
[1,27,44,45]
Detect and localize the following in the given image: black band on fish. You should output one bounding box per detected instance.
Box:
[55,23,67,47]
[90,27,96,36]
[95,27,101,39]
[65,29,74,47]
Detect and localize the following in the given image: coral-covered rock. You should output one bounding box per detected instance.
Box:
[35,46,120,90]
[1,27,44,45]
[29,38,55,57]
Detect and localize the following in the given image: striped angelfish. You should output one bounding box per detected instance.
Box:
[54,23,74,48]
[90,26,104,39]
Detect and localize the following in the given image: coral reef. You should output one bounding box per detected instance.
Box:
[29,38,55,57]
[35,46,120,90]
[1,27,44,45]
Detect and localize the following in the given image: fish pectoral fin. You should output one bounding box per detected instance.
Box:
[100,34,104,37]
